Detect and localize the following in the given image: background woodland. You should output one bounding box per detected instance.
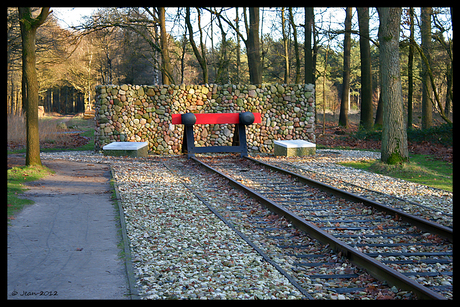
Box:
[7,7,453,128]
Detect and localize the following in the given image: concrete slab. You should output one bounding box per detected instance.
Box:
[103,141,148,157]
[274,140,316,157]
[7,160,130,300]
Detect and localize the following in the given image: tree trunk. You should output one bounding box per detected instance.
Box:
[235,8,241,84]
[304,7,314,84]
[445,62,452,119]
[87,42,93,111]
[322,45,329,135]
[374,69,384,128]
[421,7,432,129]
[19,7,51,166]
[180,31,187,84]
[339,7,352,128]
[357,7,373,130]
[289,8,300,84]
[407,7,415,129]
[444,8,453,119]
[246,7,262,84]
[377,7,409,164]
[158,7,174,85]
[216,16,229,84]
[64,86,69,114]
[281,7,290,84]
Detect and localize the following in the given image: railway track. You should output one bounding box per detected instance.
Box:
[165,158,403,299]
[188,154,452,300]
[261,159,453,228]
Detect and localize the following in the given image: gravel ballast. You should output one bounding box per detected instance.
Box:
[38,150,452,299]
[111,159,304,299]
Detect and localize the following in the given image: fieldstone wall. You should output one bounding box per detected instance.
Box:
[94,83,315,155]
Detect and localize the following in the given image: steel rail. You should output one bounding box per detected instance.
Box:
[191,156,447,300]
[246,156,453,242]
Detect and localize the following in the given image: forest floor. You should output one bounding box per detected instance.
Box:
[315,111,453,163]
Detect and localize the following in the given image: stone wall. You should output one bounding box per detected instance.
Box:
[94,83,315,155]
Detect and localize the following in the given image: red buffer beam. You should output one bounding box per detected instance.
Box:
[172,112,262,125]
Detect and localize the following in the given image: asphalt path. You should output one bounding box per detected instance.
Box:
[7,159,130,300]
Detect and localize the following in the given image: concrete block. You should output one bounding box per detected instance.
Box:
[103,141,149,157]
[273,140,316,157]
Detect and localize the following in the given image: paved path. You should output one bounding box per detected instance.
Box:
[7,160,130,300]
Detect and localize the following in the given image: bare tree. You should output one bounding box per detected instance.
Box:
[78,7,174,85]
[209,7,262,84]
[411,7,452,125]
[185,7,208,84]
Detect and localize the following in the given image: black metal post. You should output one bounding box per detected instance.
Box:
[180,112,254,159]
[184,124,196,159]
[237,124,248,157]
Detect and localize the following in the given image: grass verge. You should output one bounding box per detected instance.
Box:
[339,154,452,192]
[7,165,54,223]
